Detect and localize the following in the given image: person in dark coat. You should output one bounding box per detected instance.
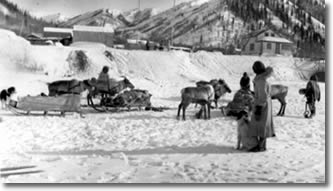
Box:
[240,72,250,90]
[304,75,321,118]
[248,61,275,152]
[223,72,254,116]
[98,66,111,92]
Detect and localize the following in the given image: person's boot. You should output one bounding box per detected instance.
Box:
[249,145,259,152]
[310,108,316,118]
[258,137,267,152]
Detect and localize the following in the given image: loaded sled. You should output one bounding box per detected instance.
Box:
[86,77,154,112]
[88,88,153,112]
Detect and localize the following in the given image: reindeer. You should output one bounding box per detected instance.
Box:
[177,85,215,120]
[196,79,232,108]
[271,84,288,116]
[48,79,93,96]
[87,76,135,106]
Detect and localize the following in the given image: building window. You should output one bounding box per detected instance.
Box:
[271,33,275,37]
[267,43,272,49]
[265,32,269,36]
[250,43,255,51]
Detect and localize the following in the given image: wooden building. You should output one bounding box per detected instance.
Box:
[242,29,294,56]
[73,25,114,47]
[43,27,73,39]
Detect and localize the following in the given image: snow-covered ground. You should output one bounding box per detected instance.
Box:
[0,29,325,183]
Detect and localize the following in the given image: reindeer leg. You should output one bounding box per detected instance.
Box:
[203,104,207,119]
[182,106,186,120]
[281,103,287,116]
[236,135,241,150]
[177,103,182,120]
[207,102,211,119]
[87,94,91,106]
[277,99,283,116]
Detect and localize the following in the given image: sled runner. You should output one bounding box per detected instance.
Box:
[0,165,43,178]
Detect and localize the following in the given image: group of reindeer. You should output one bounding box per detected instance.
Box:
[46,75,288,119]
[177,79,289,121]
[177,79,232,120]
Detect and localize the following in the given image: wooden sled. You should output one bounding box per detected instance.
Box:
[88,89,153,112]
[8,94,82,116]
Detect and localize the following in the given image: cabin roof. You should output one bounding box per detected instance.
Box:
[257,36,293,44]
[43,27,73,34]
[73,25,114,33]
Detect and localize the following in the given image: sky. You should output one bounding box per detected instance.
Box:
[8,0,190,18]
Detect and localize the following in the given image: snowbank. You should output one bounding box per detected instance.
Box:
[0,29,325,183]
[0,29,323,97]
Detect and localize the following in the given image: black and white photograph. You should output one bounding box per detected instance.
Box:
[0,0,326,183]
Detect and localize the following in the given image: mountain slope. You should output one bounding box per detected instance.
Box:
[42,13,68,24]
[0,0,54,36]
[118,0,325,57]
[120,0,247,49]
[60,8,160,30]
[59,9,125,29]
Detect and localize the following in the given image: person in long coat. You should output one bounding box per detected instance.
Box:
[304,75,321,118]
[248,61,275,152]
[98,66,111,92]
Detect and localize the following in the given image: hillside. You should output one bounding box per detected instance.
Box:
[119,0,325,57]
[59,9,125,29]
[1,0,325,58]
[119,0,243,48]
[0,0,54,36]
[0,28,324,97]
[42,13,68,24]
[59,8,160,30]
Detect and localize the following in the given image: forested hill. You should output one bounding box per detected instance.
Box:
[0,0,54,36]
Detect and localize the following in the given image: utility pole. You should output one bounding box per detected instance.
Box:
[138,0,141,10]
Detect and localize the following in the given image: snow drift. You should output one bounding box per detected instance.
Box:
[0,29,324,97]
[0,29,325,183]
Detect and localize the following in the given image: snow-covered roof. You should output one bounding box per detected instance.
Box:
[73,25,114,33]
[258,36,293,44]
[43,27,73,34]
[126,39,147,44]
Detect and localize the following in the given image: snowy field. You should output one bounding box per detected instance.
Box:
[0,29,325,183]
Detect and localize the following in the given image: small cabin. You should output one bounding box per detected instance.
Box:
[43,27,73,39]
[242,29,294,56]
[73,25,114,47]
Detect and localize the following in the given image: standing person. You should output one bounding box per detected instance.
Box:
[146,40,150,50]
[98,66,110,92]
[248,61,275,152]
[304,75,321,118]
[240,72,250,90]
